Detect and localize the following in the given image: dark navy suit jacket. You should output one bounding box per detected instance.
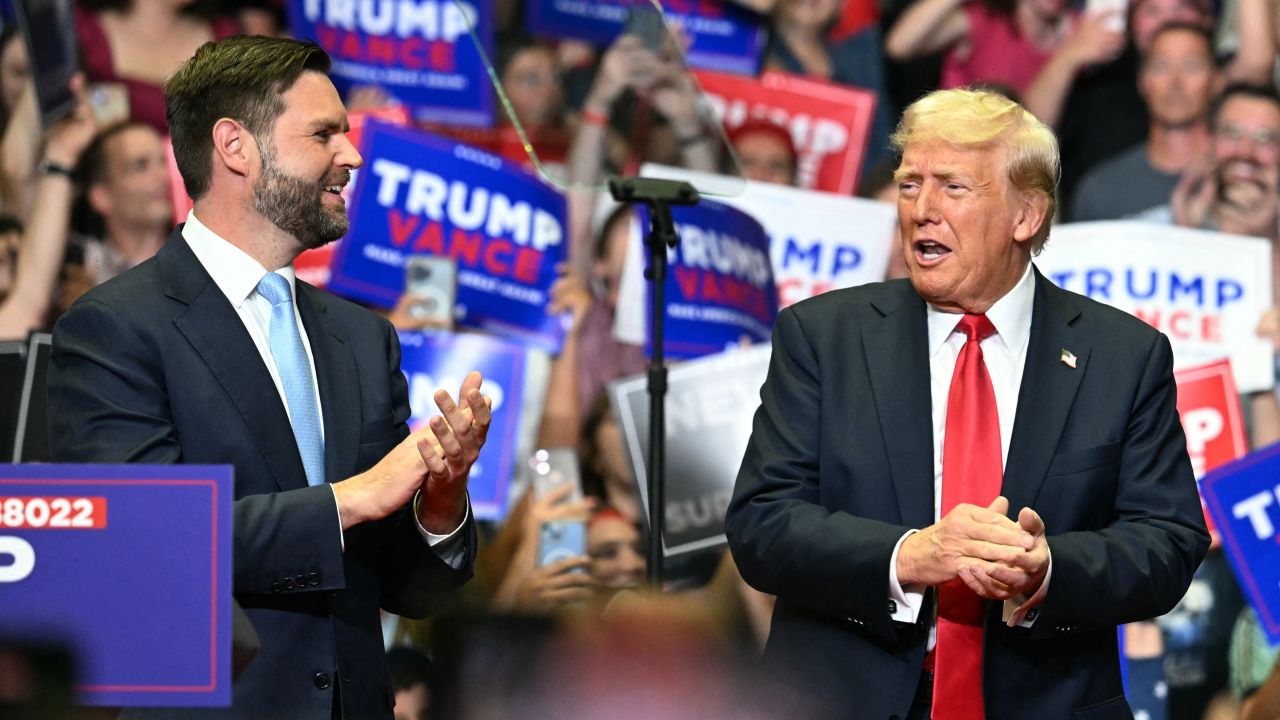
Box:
[726,269,1209,720]
[48,229,474,719]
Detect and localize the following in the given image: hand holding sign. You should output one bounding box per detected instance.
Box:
[334,371,492,534]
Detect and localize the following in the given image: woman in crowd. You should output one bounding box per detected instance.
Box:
[74,0,240,133]
[885,0,1083,97]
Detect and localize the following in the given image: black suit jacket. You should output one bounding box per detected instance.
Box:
[47,230,475,719]
[725,269,1210,720]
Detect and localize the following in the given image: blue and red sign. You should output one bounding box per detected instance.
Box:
[1200,443,1280,645]
[0,464,233,707]
[398,331,528,521]
[330,122,567,352]
[287,0,495,127]
[639,200,777,358]
[526,0,764,76]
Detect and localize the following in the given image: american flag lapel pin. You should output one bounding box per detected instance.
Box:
[1060,349,1077,369]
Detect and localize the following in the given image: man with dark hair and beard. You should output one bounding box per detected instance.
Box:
[46,36,489,719]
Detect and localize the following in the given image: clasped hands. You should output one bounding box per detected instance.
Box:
[896,496,1049,606]
[333,371,492,534]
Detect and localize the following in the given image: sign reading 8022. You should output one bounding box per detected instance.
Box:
[0,496,107,529]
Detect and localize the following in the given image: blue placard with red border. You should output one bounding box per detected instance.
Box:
[526,0,764,76]
[287,0,495,127]
[0,464,233,707]
[330,122,567,352]
[398,331,527,520]
[1200,442,1280,646]
[639,200,777,358]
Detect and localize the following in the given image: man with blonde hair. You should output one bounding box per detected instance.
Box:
[727,88,1208,720]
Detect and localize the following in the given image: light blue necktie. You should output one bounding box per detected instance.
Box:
[256,272,325,487]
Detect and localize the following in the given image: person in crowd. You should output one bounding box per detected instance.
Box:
[0,27,27,132]
[565,31,719,276]
[726,88,1209,719]
[0,215,20,301]
[56,121,173,312]
[47,36,489,718]
[884,0,1075,98]
[491,482,596,615]
[585,507,646,595]
[860,158,911,280]
[728,118,799,186]
[1024,0,1213,211]
[74,0,240,133]
[763,0,891,177]
[1071,23,1217,221]
[499,38,567,133]
[387,646,435,720]
[0,76,98,339]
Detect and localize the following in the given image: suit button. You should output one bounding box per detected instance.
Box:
[309,572,320,586]
[314,673,331,690]
[271,582,281,594]
[284,577,295,590]
[1025,609,1039,622]
[888,600,898,614]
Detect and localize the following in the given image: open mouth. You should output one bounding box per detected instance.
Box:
[914,239,952,264]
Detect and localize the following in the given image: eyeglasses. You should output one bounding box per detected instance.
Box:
[1215,124,1280,149]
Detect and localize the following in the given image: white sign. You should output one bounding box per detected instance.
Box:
[1036,222,1274,393]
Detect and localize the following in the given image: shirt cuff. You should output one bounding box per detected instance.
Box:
[1003,542,1053,627]
[330,484,345,552]
[413,490,470,570]
[888,529,925,623]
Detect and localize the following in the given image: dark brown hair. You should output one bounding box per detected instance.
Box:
[164,35,330,200]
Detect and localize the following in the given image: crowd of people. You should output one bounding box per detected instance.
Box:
[1,0,1280,718]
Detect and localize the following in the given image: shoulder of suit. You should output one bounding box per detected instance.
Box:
[1038,276,1162,343]
[784,278,914,321]
[68,254,167,318]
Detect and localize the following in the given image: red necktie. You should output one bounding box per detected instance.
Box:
[933,313,1001,720]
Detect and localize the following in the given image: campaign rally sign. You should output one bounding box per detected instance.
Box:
[329,122,567,352]
[695,70,877,195]
[1200,443,1280,645]
[640,164,896,307]
[610,345,769,555]
[633,198,777,358]
[398,331,529,520]
[525,0,765,76]
[287,0,495,127]
[1036,222,1274,393]
[0,464,233,707]
[1175,359,1248,481]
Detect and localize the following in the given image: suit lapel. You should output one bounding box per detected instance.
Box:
[1002,269,1089,514]
[296,283,361,484]
[160,233,308,492]
[862,284,935,529]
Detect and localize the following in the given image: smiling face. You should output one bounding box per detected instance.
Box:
[250,71,362,249]
[895,141,1040,313]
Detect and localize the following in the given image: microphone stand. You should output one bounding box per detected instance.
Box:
[607,177,700,588]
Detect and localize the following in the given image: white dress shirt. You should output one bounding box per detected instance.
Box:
[181,211,466,556]
[886,263,1051,636]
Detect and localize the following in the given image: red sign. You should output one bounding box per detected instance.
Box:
[694,69,876,195]
[1175,358,1249,536]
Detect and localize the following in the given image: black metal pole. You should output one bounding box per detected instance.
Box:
[607,177,699,589]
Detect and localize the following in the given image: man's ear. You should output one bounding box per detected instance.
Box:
[210,118,253,178]
[87,183,111,216]
[1012,190,1050,245]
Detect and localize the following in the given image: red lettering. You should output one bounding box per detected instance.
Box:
[388,210,420,248]
[316,26,339,53]
[340,32,362,60]
[674,267,700,299]
[484,238,513,275]
[701,272,725,302]
[1202,314,1221,343]
[512,247,543,284]
[413,221,445,255]
[400,37,427,70]
[450,228,482,266]
[1169,310,1193,340]
[429,41,455,72]
[367,35,397,65]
